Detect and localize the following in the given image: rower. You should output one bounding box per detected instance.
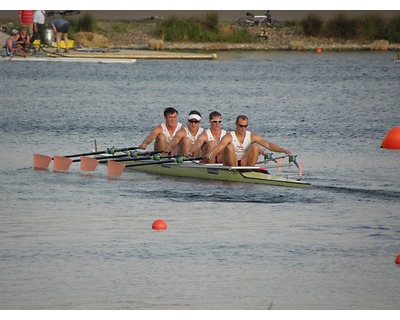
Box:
[168,110,204,156]
[206,115,292,166]
[139,107,182,154]
[188,111,227,162]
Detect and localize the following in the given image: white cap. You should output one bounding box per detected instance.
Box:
[188,114,201,121]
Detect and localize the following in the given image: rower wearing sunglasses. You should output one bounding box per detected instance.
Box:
[167,110,204,156]
[188,111,227,162]
[206,115,292,166]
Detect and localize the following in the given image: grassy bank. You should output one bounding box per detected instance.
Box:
[2,11,400,51]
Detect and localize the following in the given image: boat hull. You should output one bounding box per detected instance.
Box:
[121,160,311,188]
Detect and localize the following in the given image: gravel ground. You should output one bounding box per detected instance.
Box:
[96,20,400,52]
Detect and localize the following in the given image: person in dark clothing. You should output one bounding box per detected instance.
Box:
[49,18,70,53]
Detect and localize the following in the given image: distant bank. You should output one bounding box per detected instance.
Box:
[1,10,399,22]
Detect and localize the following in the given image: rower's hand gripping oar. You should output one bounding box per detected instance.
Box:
[289,155,303,177]
[259,152,303,177]
[107,156,205,177]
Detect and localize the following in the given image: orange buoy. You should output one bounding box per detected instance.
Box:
[316,48,322,53]
[152,219,167,231]
[395,255,400,264]
[381,127,400,150]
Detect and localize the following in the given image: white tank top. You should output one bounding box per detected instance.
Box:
[161,122,182,143]
[184,127,204,144]
[231,130,252,161]
[206,129,227,143]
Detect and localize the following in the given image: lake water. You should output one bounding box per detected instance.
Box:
[0,51,399,311]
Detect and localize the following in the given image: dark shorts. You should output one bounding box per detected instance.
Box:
[58,23,69,33]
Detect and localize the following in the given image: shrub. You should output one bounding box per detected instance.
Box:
[156,14,255,43]
[355,13,386,41]
[203,11,219,32]
[112,22,128,34]
[386,14,400,43]
[324,12,358,39]
[300,14,324,36]
[76,13,97,32]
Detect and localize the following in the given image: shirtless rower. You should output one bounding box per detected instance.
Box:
[206,115,292,166]
[139,107,182,153]
[168,110,204,156]
[188,111,226,161]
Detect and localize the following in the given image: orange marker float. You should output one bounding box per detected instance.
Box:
[381,127,400,150]
[152,219,167,231]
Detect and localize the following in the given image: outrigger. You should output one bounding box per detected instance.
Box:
[33,147,311,188]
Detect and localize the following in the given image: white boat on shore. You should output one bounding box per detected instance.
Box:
[1,55,137,63]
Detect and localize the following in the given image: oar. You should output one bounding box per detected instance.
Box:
[79,152,171,172]
[33,146,141,170]
[108,156,205,176]
[74,150,164,163]
[257,153,303,176]
[63,146,141,158]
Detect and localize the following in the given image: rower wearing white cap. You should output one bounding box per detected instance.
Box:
[168,110,204,156]
[188,111,227,162]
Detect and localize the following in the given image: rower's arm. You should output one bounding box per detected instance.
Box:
[168,128,185,152]
[253,134,291,155]
[207,134,231,159]
[188,132,206,155]
[139,125,162,149]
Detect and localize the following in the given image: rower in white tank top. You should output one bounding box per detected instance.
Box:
[185,127,204,144]
[161,122,182,143]
[231,130,252,161]
[205,128,227,143]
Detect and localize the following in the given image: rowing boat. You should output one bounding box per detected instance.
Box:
[118,159,311,188]
[1,56,137,63]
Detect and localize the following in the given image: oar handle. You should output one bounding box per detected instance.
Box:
[64,146,140,158]
[124,156,205,168]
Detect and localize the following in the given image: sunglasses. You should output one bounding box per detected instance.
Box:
[211,120,222,123]
[238,124,248,128]
[189,120,200,123]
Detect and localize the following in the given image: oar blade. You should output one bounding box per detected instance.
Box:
[53,156,73,171]
[108,160,126,176]
[33,154,52,170]
[80,156,99,172]
[277,158,282,171]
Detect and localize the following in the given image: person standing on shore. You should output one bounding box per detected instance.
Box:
[206,115,292,166]
[139,107,183,154]
[33,10,46,45]
[19,10,34,36]
[49,17,70,53]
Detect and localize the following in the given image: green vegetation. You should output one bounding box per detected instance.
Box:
[112,21,129,34]
[66,13,97,38]
[155,12,256,43]
[300,12,400,42]
[300,14,323,36]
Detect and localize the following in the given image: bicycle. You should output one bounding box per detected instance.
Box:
[45,10,80,17]
[238,11,283,28]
